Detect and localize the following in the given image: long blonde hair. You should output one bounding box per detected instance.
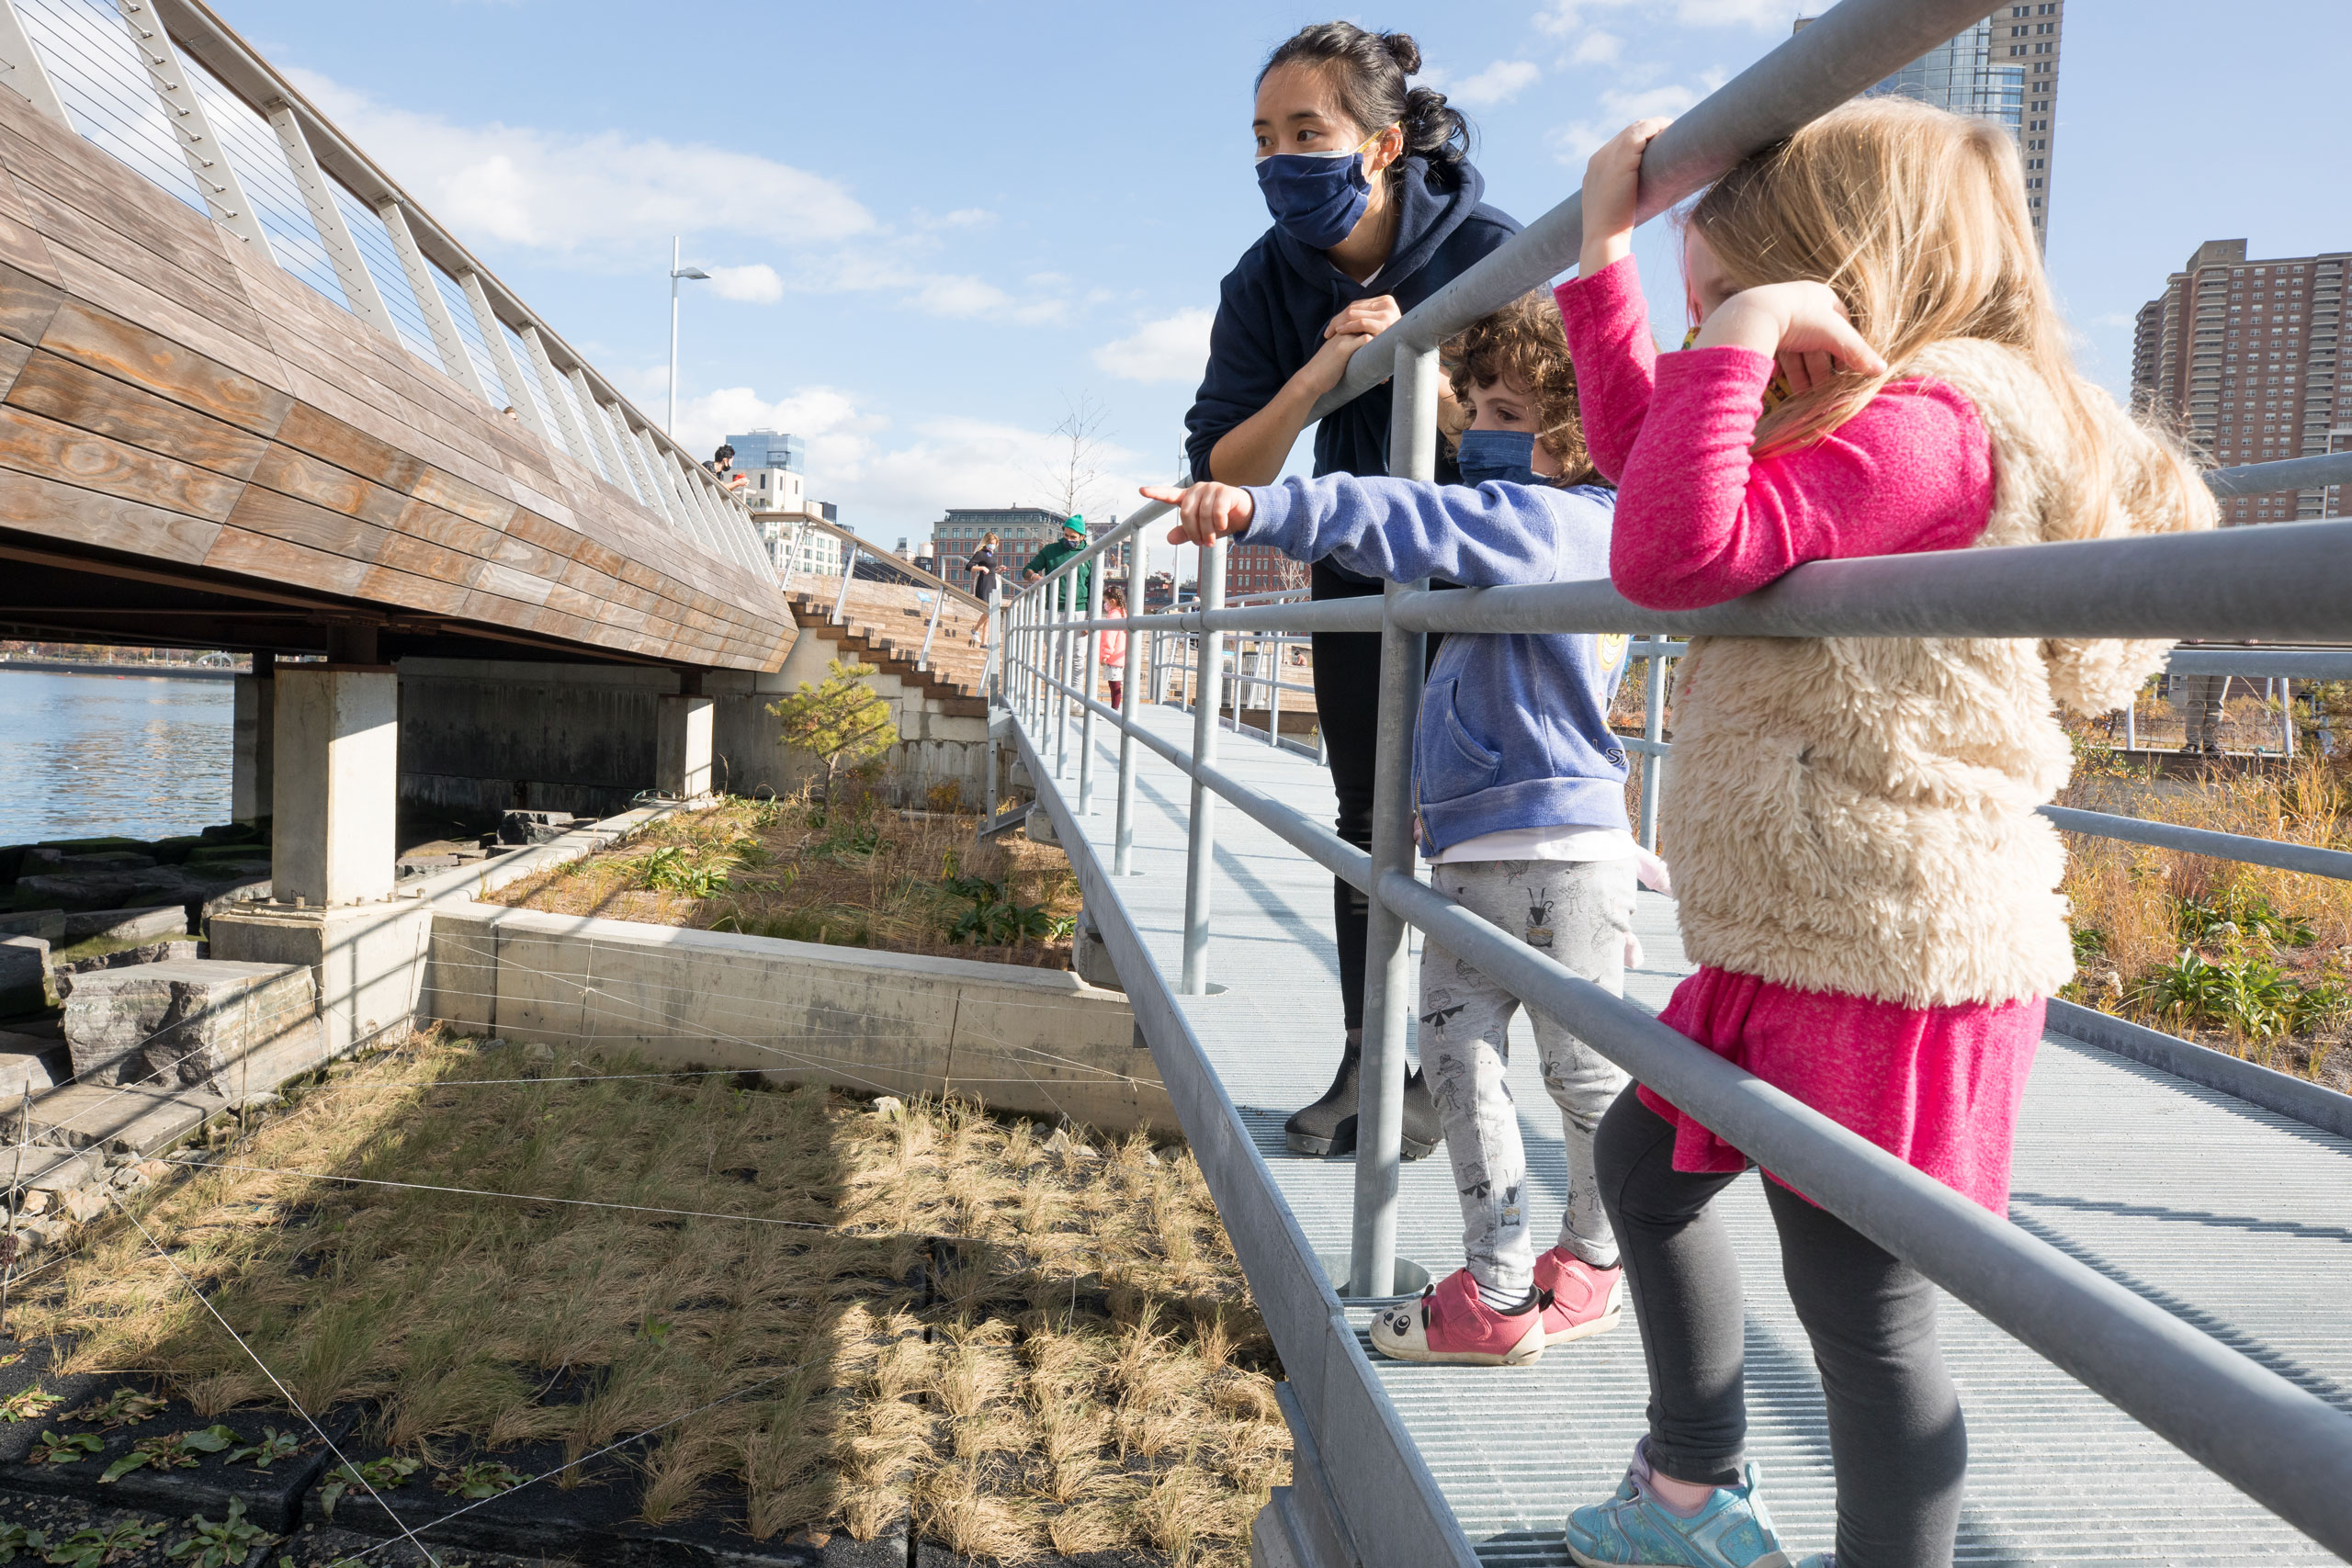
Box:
[1685,96,2199,533]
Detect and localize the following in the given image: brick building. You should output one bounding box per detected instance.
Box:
[2132,240,2346,525]
[1227,542,1304,598]
[929,507,1129,599]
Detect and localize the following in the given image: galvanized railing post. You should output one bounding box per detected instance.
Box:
[1053,581,1072,778]
[1268,632,1283,749]
[1079,558,1104,813]
[1638,640,1668,852]
[2282,677,2296,755]
[1349,343,1440,1298]
[917,580,948,671]
[830,543,860,626]
[1180,539,1228,994]
[1114,534,1147,874]
[777,518,807,593]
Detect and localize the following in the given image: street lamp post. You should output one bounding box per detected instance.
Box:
[667,235,709,436]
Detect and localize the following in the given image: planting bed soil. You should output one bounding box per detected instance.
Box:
[0,1031,1287,1566]
[487,794,1083,972]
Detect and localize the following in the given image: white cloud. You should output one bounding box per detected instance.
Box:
[1537,0,1801,31]
[1550,83,1707,164]
[674,386,1156,538]
[1566,30,1625,65]
[705,263,784,303]
[284,71,1075,325]
[1446,60,1543,109]
[288,69,872,258]
[1092,310,1215,386]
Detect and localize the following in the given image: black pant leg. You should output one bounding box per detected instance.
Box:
[1765,1181,1966,1568]
[1309,560,1384,1032]
[1593,1087,1749,1485]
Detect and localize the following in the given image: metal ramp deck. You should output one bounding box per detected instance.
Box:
[1020,698,2351,1566]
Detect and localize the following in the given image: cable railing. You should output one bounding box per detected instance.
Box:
[982,0,2352,1554]
[0,0,772,581]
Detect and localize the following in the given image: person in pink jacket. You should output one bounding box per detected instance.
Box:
[1097,583,1128,709]
[1554,101,2215,1568]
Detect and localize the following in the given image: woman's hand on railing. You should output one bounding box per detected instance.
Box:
[1579,117,1673,278]
[1143,483,1257,548]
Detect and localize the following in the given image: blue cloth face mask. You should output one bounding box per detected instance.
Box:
[1255,129,1386,250]
[1454,427,1542,488]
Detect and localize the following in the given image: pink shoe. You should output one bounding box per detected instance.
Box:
[1532,1246,1625,1346]
[1370,1268,1546,1365]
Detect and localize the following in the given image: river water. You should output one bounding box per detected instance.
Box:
[0,670,232,844]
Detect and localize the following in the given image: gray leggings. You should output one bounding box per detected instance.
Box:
[1595,1089,1966,1568]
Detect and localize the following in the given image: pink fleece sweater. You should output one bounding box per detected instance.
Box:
[1555,257,2044,1214]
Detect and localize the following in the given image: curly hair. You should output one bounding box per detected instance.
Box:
[1446,290,1600,488]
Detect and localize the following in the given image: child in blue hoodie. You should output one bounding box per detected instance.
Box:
[1147,291,1655,1366]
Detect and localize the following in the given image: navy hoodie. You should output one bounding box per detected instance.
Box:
[1184,156,1520,499]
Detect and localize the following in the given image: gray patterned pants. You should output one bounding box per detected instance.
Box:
[1420,857,1635,1299]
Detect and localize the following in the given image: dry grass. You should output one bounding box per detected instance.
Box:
[2058,741,2352,1086]
[488,788,1083,971]
[20,1032,1288,1564]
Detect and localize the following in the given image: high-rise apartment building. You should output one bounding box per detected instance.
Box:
[2132,241,2346,525]
[1795,4,2062,246]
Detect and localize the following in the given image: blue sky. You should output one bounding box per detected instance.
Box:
[206,0,2348,549]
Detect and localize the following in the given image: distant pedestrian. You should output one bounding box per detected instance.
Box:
[1099,584,1128,709]
[2180,671,2227,753]
[1022,515,1091,610]
[709,444,747,493]
[967,533,1002,646]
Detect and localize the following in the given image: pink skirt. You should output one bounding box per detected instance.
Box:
[1636,967,2044,1214]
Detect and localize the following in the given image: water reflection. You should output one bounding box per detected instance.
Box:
[0,670,232,843]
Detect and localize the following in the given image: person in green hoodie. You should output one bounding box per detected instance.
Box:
[1022,515,1092,609]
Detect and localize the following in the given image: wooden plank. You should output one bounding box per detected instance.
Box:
[0,204,57,286]
[0,114,246,300]
[6,177,273,352]
[4,349,270,480]
[0,336,29,400]
[391,495,508,561]
[221,484,390,566]
[247,443,412,529]
[356,561,473,619]
[373,529,487,589]
[458,588,542,634]
[0,465,217,563]
[471,559,553,609]
[0,400,246,521]
[410,467,517,531]
[39,299,291,436]
[200,525,368,597]
[271,402,429,495]
[0,258,62,349]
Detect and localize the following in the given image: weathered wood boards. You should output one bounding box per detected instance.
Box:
[0,80,789,671]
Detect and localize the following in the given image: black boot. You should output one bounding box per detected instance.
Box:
[1285,1040,1361,1156]
[1283,1043,1444,1161]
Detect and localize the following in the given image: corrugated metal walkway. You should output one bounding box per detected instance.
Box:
[1034,698,2351,1566]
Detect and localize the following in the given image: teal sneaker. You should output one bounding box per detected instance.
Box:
[1565,1441,1793,1567]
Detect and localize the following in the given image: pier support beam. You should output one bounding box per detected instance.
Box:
[231,657,273,827]
[656,694,715,799]
[270,667,398,907]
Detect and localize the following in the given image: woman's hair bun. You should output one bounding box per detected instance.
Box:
[1380,32,1422,75]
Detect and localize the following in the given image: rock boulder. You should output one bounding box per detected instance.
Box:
[63,958,319,1096]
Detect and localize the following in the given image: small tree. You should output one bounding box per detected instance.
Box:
[769,659,898,801]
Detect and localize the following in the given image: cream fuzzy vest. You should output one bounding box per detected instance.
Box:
[1659,339,2216,1008]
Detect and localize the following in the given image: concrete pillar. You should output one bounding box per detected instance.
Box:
[657,695,715,798]
[231,670,274,826]
[271,667,398,906]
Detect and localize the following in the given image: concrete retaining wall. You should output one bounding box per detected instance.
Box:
[420,902,1166,1132]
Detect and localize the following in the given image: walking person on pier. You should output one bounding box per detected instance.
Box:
[967,531,1001,647]
[1553,102,2216,1568]
[1184,19,1523,1161]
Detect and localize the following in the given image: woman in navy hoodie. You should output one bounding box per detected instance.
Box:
[1186,21,1521,1161]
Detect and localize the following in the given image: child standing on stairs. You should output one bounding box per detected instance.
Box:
[1554,100,2215,1568]
[1149,289,1667,1369]
[1099,584,1128,710]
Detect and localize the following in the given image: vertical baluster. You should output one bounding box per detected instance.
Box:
[1180,540,1228,994]
[1639,641,1668,852]
[1115,531,1148,874]
[1349,344,1439,1299]
[1080,556,1104,814]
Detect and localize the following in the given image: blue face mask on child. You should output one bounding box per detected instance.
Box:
[1255,129,1387,250]
[1455,428,1542,488]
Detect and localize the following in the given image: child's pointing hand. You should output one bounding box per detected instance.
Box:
[1142,483,1256,549]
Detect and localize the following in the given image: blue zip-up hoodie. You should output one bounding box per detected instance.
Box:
[1242,473,1630,852]
[1185,157,1519,510]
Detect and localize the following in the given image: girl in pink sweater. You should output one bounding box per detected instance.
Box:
[1555,102,2213,1568]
